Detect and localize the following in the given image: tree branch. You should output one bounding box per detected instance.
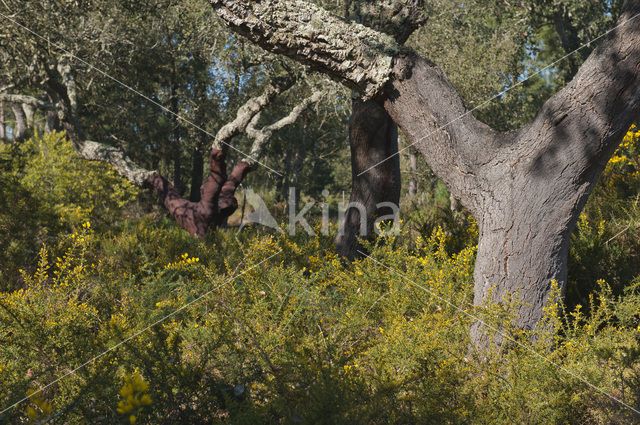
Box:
[208,1,496,215]
[209,0,398,98]
[344,0,427,43]
[212,76,295,151]
[243,89,324,164]
[0,94,53,110]
[77,141,154,186]
[503,3,640,189]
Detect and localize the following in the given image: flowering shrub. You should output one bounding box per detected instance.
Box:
[1,130,640,423]
[117,370,152,424]
[0,218,639,424]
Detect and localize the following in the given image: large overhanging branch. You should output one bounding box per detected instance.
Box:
[209,0,398,98]
[208,0,496,215]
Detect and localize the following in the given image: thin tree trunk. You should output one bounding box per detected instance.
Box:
[408,150,418,196]
[335,98,401,259]
[10,103,27,142]
[189,143,205,202]
[0,101,5,140]
[170,94,185,195]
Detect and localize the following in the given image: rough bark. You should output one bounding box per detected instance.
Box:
[343,0,427,44]
[209,0,397,98]
[211,0,640,346]
[335,98,401,259]
[337,1,422,259]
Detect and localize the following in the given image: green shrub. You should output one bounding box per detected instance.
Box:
[0,132,138,290]
[1,221,639,424]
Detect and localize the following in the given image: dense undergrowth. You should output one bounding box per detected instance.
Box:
[1,131,640,424]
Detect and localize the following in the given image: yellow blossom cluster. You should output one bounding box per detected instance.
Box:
[25,389,53,423]
[164,253,200,269]
[116,370,152,424]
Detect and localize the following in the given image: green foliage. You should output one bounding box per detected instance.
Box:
[0,132,138,290]
[18,131,139,227]
[568,126,640,309]
[1,217,640,424]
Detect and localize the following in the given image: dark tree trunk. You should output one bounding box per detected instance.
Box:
[45,110,60,133]
[189,143,205,202]
[170,94,185,195]
[335,98,401,259]
[11,103,27,141]
[173,153,184,195]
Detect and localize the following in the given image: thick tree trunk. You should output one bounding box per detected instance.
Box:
[335,98,401,259]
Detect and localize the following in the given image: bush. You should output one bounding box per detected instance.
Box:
[0,132,138,290]
[1,221,639,424]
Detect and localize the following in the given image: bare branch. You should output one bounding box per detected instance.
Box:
[78,140,154,186]
[243,89,324,164]
[212,76,294,150]
[0,93,53,109]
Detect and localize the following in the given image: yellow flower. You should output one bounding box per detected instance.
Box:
[26,406,38,420]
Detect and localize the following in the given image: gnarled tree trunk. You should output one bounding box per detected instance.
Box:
[335,98,400,259]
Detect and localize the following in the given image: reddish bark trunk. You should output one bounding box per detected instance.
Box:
[217,161,251,222]
[144,149,252,237]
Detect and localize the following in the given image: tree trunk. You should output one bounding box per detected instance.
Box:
[408,150,418,196]
[0,101,5,140]
[170,94,185,195]
[11,103,27,141]
[189,143,205,202]
[335,98,401,259]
